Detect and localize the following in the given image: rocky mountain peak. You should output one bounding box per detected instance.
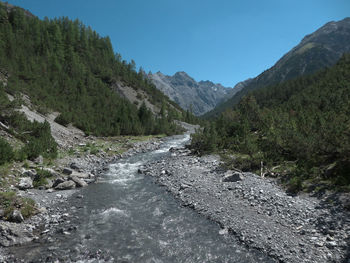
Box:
[149,71,236,115]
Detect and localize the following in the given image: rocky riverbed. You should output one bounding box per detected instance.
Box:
[0,137,164,262]
[140,148,350,263]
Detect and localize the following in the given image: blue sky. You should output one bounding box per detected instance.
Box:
[6,0,350,87]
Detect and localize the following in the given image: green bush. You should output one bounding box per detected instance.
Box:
[33,169,52,188]
[0,137,14,165]
[19,121,57,160]
[286,176,303,194]
[54,113,71,127]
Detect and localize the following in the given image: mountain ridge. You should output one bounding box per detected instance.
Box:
[205,17,350,118]
[149,71,236,116]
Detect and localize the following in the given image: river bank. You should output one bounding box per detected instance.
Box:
[0,135,165,262]
[141,148,350,263]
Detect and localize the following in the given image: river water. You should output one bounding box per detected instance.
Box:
[13,134,275,262]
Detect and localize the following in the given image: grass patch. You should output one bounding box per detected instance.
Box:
[0,191,36,220]
[221,152,262,173]
[33,169,53,188]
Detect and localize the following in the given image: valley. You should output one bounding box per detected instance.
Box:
[0,1,349,263]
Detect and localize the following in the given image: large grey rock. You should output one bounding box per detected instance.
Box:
[71,171,89,179]
[69,176,87,187]
[62,168,73,175]
[0,221,34,246]
[54,180,76,190]
[84,179,95,184]
[44,178,53,189]
[22,169,36,178]
[0,209,4,219]
[222,171,244,182]
[70,162,81,170]
[52,177,65,188]
[34,155,43,165]
[18,177,33,190]
[9,210,24,223]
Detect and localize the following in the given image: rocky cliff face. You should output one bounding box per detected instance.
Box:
[149,71,235,116]
[207,17,350,117]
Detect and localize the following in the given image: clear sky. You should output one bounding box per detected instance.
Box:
[5,0,350,87]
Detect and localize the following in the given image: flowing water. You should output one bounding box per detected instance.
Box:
[14,134,275,262]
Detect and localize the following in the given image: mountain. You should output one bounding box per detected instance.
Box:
[206,17,350,118]
[149,71,236,116]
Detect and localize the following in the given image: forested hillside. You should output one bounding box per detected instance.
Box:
[0,3,192,138]
[191,54,350,192]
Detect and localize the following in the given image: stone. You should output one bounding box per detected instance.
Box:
[70,162,81,170]
[83,179,95,184]
[22,169,37,178]
[69,176,88,187]
[52,178,65,188]
[71,171,89,179]
[54,180,76,190]
[34,155,43,165]
[10,210,24,223]
[326,241,337,248]
[222,171,244,182]
[0,221,34,246]
[62,168,73,175]
[0,209,4,219]
[45,178,53,189]
[18,177,33,190]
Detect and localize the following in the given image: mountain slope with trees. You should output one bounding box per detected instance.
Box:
[0,2,193,139]
[205,17,350,118]
[191,54,350,192]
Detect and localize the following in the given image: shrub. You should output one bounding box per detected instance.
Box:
[33,169,52,188]
[54,113,71,127]
[0,137,14,165]
[20,121,57,160]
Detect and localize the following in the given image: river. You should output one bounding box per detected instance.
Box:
[13,133,275,262]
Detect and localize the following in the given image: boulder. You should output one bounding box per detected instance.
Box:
[62,168,73,175]
[44,178,53,189]
[54,180,76,190]
[17,177,33,190]
[70,162,81,170]
[71,171,89,179]
[84,179,95,184]
[9,210,24,223]
[69,176,88,187]
[222,171,244,182]
[34,155,43,165]
[22,169,36,178]
[0,221,34,246]
[52,177,65,188]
